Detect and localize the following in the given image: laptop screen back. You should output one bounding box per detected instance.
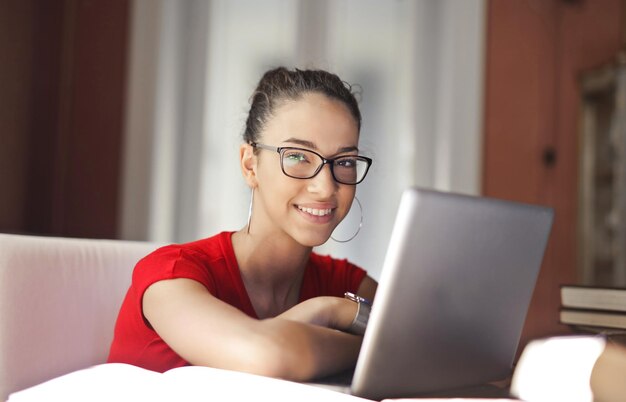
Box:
[351,188,554,400]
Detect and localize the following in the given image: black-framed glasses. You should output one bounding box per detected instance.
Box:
[251,142,372,185]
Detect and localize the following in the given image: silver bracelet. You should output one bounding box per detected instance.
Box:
[344,292,372,336]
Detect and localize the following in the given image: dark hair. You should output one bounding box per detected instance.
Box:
[243,67,361,144]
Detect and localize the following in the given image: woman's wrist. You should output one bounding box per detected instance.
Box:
[323,297,357,331]
[343,292,371,335]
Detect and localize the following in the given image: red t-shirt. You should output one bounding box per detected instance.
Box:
[107,231,367,372]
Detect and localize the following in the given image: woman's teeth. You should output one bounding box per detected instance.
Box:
[298,206,332,216]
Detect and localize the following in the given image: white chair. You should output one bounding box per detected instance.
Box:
[0,234,158,400]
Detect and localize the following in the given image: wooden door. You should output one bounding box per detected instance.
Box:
[0,0,129,239]
[483,0,624,345]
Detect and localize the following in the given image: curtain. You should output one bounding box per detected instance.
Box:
[119,0,486,280]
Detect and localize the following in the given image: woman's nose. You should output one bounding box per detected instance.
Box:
[307,163,338,196]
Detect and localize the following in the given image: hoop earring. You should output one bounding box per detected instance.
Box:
[247,188,254,234]
[331,196,363,243]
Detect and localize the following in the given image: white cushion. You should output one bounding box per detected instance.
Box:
[0,234,158,400]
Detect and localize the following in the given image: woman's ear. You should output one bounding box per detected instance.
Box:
[240,143,258,188]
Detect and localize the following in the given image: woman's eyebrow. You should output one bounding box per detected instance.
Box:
[283,137,359,153]
[337,145,359,153]
[283,137,317,149]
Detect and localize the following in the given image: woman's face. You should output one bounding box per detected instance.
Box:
[253,92,359,247]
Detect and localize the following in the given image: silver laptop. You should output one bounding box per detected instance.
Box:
[315,187,554,400]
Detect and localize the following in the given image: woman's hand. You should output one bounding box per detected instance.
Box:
[277,275,377,332]
[277,296,358,332]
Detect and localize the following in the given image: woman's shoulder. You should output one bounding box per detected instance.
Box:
[141,231,234,264]
[131,232,235,284]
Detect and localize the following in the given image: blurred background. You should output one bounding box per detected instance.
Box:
[1,0,624,343]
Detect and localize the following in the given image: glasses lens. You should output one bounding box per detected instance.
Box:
[334,156,369,184]
[280,147,370,184]
[281,148,321,179]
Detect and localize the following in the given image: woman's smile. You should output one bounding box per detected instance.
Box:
[295,203,336,224]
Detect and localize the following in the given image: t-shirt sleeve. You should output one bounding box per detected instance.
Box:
[131,245,217,315]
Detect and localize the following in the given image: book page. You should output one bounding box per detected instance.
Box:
[510,336,606,402]
[162,365,371,401]
[8,363,372,402]
[7,363,161,402]
[383,399,517,402]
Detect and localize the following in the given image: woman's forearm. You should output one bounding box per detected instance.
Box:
[277,296,358,331]
[258,317,363,381]
[146,279,362,382]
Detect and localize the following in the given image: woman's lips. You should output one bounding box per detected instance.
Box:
[295,204,336,223]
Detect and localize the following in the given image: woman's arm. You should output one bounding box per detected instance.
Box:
[276,296,356,329]
[277,274,378,330]
[143,278,362,381]
[591,343,626,401]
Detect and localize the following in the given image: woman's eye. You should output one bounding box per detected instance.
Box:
[336,158,357,168]
[284,152,309,163]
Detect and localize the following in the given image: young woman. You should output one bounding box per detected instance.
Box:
[108,67,378,381]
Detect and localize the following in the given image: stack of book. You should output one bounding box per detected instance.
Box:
[560,285,626,332]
